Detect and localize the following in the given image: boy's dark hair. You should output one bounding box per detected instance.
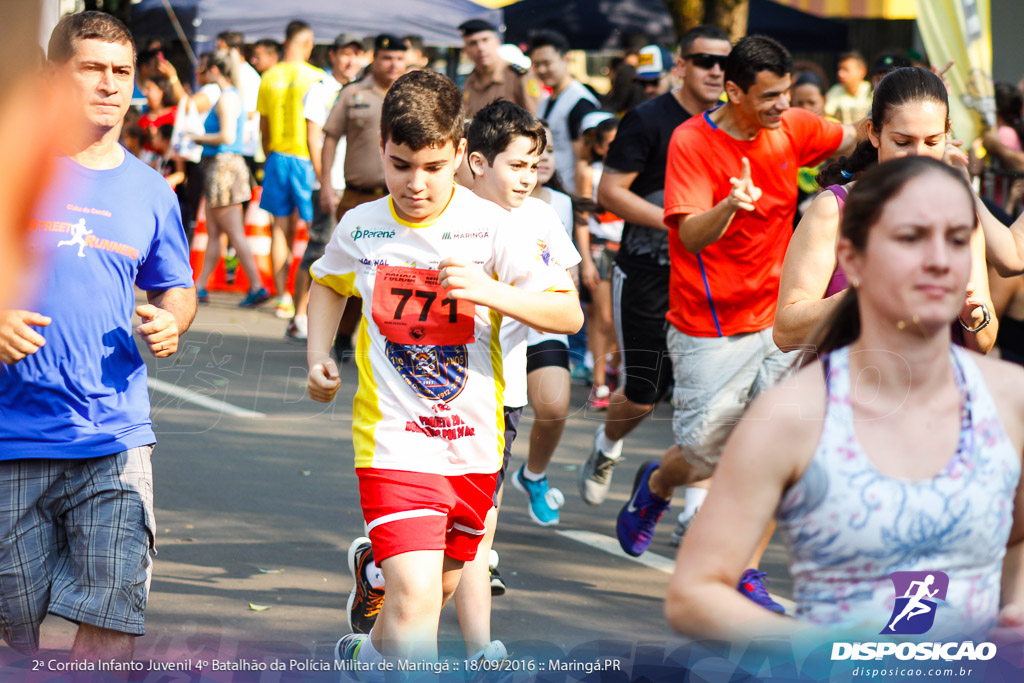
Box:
[467,99,546,166]
[217,31,245,51]
[381,70,464,151]
[403,35,424,52]
[724,35,791,93]
[679,25,729,55]
[156,123,175,140]
[528,30,570,57]
[285,20,312,44]
[254,38,282,57]
[48,10,135,64]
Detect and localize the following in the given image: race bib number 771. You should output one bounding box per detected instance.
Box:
[371,266,476,345]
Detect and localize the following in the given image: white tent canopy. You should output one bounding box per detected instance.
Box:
[132,0,503,47]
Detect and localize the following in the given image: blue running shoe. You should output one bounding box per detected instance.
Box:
[738,569,786,614]
[196,288,209,304]
[616,461,670,557]
[512,464,563,526]
[238,286,271,307]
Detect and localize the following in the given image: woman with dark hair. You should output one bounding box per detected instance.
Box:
[667,156,1024,640]
[138,75,177,153]
[775,67,996,353]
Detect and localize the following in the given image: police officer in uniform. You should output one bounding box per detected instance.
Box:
[460,19,540,118]
[321,34,408,222]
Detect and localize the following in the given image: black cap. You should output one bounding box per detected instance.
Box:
[374,34,406,52]
[872,51,911,76]
[458,19,496,37]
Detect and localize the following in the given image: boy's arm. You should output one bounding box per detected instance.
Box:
[306,281,347,402]
[439,257,583,334]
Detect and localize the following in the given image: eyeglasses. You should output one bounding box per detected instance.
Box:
[683,53,728,70]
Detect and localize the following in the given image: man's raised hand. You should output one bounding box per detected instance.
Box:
[728,157,762,212]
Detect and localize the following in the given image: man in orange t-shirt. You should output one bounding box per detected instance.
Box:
[615,36,862,605]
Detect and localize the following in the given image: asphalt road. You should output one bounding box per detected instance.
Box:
[4,292,794,676]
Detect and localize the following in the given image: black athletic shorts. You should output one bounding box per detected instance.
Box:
[526,339,570,374]
[611,262,673,405]
[493,405,524,506]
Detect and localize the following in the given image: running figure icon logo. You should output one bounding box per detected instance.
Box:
[881,571,949,635]
[57,218,93,258]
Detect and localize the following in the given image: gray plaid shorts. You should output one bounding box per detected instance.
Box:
[0,445,156,654]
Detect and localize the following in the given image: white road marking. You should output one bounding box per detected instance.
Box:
[555,528,796,612]
[556,529,676,573]
[148,377,267,419]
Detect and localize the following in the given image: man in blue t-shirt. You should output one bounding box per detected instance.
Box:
[0,12,195,660]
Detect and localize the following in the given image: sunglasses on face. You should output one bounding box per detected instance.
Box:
[684,53,728,70]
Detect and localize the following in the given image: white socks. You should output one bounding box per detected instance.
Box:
[522,467,545,482]
[365,559,385,589]
[355,631,384,678]
[682,486,707,519]
[595,425,623,459]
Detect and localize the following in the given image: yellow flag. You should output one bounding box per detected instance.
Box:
[913,0,995,144]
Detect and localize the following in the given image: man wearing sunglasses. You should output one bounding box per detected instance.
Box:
[579,26,730,513]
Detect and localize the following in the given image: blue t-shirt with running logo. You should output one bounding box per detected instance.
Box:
[0,149,193,460]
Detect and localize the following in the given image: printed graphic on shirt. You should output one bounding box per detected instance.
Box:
[56,218,93,257]
[386,342,469,403]
[537,238,553,266]
[32,216,142,261]
[405,402,476,439]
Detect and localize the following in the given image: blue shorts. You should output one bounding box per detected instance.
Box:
[260,152,314,221]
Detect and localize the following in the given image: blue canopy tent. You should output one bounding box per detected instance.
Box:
[130,0,503,48]
[501,0,848,52]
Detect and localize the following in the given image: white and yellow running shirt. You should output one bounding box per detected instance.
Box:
[311,185,575,475]
[499,197,581,409]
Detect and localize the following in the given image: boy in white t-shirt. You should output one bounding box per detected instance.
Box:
[452,100,582,658]
[306,70,582,672]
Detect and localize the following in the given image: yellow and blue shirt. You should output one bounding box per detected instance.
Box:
[257,60,325,157]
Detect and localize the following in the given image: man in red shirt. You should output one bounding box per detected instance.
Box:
[616,35,861,607]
